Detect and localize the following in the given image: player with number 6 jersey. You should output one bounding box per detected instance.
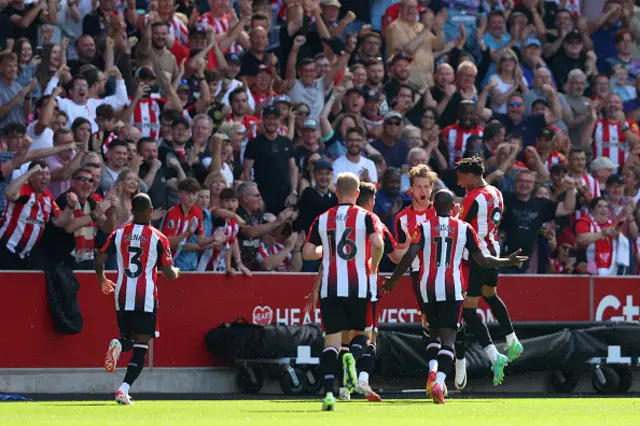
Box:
[95,193,180,406]
[303,173,384,412]
[382,190,528,405]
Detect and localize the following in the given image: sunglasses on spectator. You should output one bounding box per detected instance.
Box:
[385,120,402,126]
[501,57,516,62]
[74,176,94,183]
[84,162,101,169]
[297,110,310,116]
[508,101,524,107]
[74,84,88,89]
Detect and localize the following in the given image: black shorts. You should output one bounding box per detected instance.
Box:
[320,298,369,335]
[423,300,463,330]
[467,260,499,297]
[117,310,157,339]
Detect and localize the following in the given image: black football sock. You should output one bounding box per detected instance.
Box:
[349,334,369,360]
[123,343,148,387]
[422,327,430,351]
[483,295,515,335]
[320,346,340,395]
[426,339,441,372]
[119,339,133,352]
[455,325,466,360]
[463,308,492,348]
[356,343,376,379]
[436,345,455,383]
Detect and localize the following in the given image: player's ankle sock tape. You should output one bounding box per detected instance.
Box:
[422,327,430,350]
[356,344,376,374]
[350,335,369,360]
[437,346,455,376]
[123,344,148,386]
[463,308,493,348]
[119,339,133,352]
[321,346,340,394]
[426,339,441,363]
[455,325,466,360]
[483,295,515,335]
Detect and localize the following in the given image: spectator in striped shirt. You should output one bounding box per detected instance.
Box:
[256,213,304,272]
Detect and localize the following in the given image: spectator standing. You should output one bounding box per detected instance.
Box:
[374,167,410,232]
[371,111,409,168]
[243,106,297,215]
[563,69,593,149]
[47,128,86,199]
[591,156,619,190]
[442,101,484,168]
[332,127,378,184]
[0,53,37,128]
[100,140,129,193]
[4,0,59,47]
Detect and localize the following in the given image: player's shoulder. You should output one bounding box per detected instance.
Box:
[149,225,170,242]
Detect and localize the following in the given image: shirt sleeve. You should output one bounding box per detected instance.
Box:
[157,235,174,267]
[195,210,204,236]
[161,209,180,237]
[574,219,590,236]
[244,137,258,161]
[100,230,117,257]
[464,225,483,256]
[461,198,478,223]
[307,217,322,246]
[383,228,397,254]
[365,212,377,236]
[394,211,406,244]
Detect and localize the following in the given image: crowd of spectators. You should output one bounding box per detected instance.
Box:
[1,0,640,276]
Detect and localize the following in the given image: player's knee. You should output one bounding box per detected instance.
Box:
[481,286,496,298]
[463,296,479,309]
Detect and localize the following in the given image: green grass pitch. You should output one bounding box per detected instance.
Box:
[0,398,639,426]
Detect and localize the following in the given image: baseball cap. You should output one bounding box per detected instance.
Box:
[390,52,413,66]
[314,159,334,172]
[591,157,618,171]
[557,228,577,248]
[564,30,583,44]
[274,95,291,104]
[255,64,272,76]
[524,38,542,48]
[538,127,556,140]
[302,119,319,130]
[189,26,207,36]
[177,83,190,92]
[262,105,280,117]
[321,0,341,7]
[345,87,363,97]
[606,174,624,186]
[384,111,403,122]
[135,67,156,80]
[225,53,241,63]
[364,89,381,102]
[171,116,190,128]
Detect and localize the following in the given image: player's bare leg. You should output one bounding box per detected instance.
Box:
[115,333,151,405]
[482,286,523,361]
[463,296,508,385]
[338,331,351,401]
[430,328,456,405]
[320,332,342,411]
[355,329,381,402]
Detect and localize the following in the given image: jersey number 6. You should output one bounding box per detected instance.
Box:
[327,227,357,261]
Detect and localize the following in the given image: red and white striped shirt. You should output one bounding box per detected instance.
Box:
[442,123,484,168]
[575,214,617,276]
[307,204,379,299]
[197,218,240,272]
[573,172,601,223]
[414,216,483,302]
[592,118,640,168]
[542,150,567,172]
[114,0,127,19]
[142,14,190,46]
[97,131,119,157]
[369,219,398,302]
[130,98,165,140]
[101,223,174,312]
[460,185,503,256]
[257,241,291,272]
[394,204,436,271]
[161,203,204,257]
[196,13,241,54]
[227,113,259,140]
[0,184,61,259]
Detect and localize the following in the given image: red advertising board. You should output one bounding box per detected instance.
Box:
[0,272,626,369]
[592,277,640,321]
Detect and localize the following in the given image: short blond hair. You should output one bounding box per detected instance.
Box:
[336,172,360,197]
[408,164,437,186]
[204,171,227,189]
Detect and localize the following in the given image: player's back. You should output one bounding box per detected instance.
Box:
[461,185,503,256]
[312,204,378,299]
[108,223,172,312]
[416,216,473,302]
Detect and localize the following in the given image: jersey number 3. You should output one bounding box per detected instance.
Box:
[327,228,357,261]
[125,246,144,279]
[433,236,453,268]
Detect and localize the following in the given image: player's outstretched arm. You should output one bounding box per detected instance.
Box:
[161,265,181,280]
[95,251,116,294]
[471,248,528,269]
[382,243,420,293]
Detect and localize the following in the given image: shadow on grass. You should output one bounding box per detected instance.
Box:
[39,403,115,407]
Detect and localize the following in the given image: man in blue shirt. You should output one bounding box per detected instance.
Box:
[374,167,411,234]
[589,0,630,72]
[371,111,410,169]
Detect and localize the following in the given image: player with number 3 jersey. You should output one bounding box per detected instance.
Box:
[95,193,180,405]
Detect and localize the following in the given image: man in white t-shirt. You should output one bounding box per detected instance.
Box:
[26,89,61,151]
[331,126,378,184]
